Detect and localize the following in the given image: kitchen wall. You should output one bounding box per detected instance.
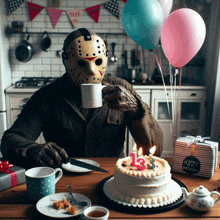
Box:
[4,0,205,85]
[5,0,147,84]
[3,0,214,87]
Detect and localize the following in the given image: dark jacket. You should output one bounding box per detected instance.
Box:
[1,73,163,168]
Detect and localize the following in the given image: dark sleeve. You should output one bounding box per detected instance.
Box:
[1,90,46,168]
[104,74,163,156]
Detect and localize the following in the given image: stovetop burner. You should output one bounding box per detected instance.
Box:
[15,77,59,88]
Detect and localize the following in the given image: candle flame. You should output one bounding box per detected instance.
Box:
[132,144,137,152]
[138,147,143,156]
[149,146,156,155]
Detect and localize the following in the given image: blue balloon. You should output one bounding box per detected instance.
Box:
[122,0,164,50]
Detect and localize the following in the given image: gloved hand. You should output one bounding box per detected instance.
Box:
[26,142,68,168]
[103,85,144,119]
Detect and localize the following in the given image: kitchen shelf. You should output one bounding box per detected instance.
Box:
[11,31,127,36]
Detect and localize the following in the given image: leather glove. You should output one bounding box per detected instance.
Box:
[26,142,68,168]
[103,85,144,119]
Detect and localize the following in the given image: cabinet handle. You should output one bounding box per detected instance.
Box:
[190,93,197,96]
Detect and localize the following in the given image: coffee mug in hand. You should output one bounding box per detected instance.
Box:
[84,206,109,220]
[25,167,63,202]
[81,83,106,108]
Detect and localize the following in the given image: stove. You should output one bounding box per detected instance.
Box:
[15,77,59,88]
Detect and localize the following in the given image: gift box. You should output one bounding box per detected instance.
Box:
[0,160,26,192]
[172,136,219,178]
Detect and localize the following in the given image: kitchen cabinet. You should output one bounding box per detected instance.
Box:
[151,88,206,156]
[127,86,206,157]
[6,85,206,156]
[6,88,45,144]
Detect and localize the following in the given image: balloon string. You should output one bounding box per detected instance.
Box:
[154,53,172,127]
[169,63,173,136]
[172,67,183,147]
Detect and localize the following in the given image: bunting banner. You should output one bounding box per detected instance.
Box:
[85,5,101,23]
[66,10,82,28]
[8,0,24,13]
[47,8,64,28]
[122,0,128,3]
[27,2,44,21]
[13,1,122,29]
[104,0,119,19]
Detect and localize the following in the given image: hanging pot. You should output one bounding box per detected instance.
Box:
[40,31,51,52]
[15,33,35,62]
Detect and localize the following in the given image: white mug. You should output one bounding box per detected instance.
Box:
[83,206,109,220]
[81,83,106,108]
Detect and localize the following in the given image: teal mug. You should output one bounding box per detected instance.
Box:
[25,167,63,202]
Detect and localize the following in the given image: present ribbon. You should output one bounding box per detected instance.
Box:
[184,136,210,156]
[0,160,13,172]
[185,135,210,147]
[0,160,18,187]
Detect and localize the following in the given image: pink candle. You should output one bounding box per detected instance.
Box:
[130,152,137,166]
[130,146,146,170]
[136,157,146,170]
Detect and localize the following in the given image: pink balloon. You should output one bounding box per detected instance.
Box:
[161,8,206,68]
[157,0,173,18]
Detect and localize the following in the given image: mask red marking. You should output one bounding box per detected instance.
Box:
[84,57,96,61]
[99,70,103,76]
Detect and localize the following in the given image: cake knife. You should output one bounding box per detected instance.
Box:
[64,158,109,173]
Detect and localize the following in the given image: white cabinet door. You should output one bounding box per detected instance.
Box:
[151,89,206,157]
[6,93,45,144]
[136,89,151,106]
[151,93,174,156]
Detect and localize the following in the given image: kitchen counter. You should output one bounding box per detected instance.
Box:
[5,84,206,93]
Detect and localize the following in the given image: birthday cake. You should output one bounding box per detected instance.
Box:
[104,155,182,207]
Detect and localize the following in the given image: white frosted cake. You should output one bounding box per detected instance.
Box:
[104,155,182,207]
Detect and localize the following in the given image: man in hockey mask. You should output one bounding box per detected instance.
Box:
[1,28,163,169]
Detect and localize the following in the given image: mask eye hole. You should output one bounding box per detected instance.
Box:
[95,58,102,66]
[77,60,86,67]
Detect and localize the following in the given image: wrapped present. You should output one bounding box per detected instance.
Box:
[0,160,26,192]
[172,136,219,178]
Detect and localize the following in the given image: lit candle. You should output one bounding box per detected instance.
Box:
[136,147,146,170]
[130,144,137,166]
[147,146,156,170]
[130,145,146,170]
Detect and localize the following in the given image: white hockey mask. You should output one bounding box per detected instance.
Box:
[62,28,108,87]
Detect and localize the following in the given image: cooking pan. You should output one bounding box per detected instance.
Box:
[15,33,35,62]
[40,31,51,52]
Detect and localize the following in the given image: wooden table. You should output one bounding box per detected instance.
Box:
[0,154,220,220]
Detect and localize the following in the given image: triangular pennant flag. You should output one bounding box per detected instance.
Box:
[104,0,119,19]
[47,8,63,28]
[66,10,82,28]
[85,5,101,23]
[122,0,128,3]
[27,2,44,21]
[8,0,24,13]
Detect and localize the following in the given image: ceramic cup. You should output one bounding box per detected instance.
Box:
[81,83,106,108]
[25,167,63,202]
[83,206,109,220]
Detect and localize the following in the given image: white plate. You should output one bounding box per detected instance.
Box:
[36,192,91,218]
[62,159,100,173]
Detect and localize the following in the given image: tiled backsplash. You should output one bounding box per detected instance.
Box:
[6,0,203,85]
